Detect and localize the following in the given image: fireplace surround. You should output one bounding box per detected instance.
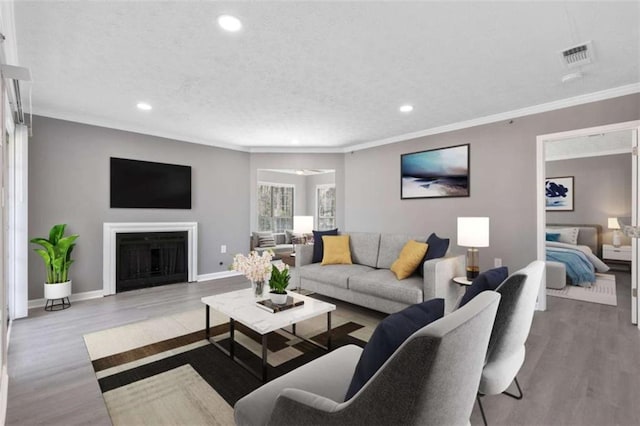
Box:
[103,222,198,295]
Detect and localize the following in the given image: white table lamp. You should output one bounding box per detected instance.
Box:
[293,216,314,244]
[608,217,622,247]
[457,217,490,280]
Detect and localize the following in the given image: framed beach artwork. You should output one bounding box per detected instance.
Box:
[400,143,470,199]
[545,176,574,211]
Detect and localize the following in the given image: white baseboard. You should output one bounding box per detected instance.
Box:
[27,274,241,309]
[28,289,104,309]
[0,364,8,426]
[197,270,242,282]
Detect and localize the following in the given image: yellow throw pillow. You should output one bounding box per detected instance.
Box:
[390,240,429,280]
[321,235,353,265]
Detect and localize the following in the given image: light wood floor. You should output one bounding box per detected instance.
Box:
[7,271,640,425]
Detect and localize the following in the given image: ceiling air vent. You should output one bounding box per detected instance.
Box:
[560,41,594,68]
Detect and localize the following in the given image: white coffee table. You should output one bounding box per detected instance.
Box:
[201,288,336,381]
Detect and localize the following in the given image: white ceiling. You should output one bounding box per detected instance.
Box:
[12,1,640,152]
[545,129,632,161]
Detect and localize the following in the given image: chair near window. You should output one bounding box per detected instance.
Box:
[234,291,501,426]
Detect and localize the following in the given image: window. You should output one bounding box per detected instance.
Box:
[258,182,294,232]
[316,184,336,230]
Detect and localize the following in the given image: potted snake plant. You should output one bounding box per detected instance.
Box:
[268,263,290,304]
[30,224,79,302]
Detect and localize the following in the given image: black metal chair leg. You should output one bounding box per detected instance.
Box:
[502,376,523,400]
[476,394,488,426]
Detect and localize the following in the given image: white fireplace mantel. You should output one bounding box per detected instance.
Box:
[103,222,198,295]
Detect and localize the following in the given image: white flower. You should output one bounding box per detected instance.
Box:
[233,250,274,282]
[275,262,289,273]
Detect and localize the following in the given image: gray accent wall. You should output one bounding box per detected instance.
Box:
[29,116,250,299]
[546,154,632,246]
[344,93,640,273]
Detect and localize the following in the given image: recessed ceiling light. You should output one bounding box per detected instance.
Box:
[399,105,413,113]
[291,139,300,145]
[295,170,305,175]
[136,102,152,111]
[217,14,242,32]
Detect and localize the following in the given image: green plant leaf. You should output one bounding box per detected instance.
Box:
[33,248,50,266]
[30,238,54,251]
[49,224,66,245]
[31,224,78,284]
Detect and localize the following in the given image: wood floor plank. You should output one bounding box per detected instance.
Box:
[7,272,640,425]
[7,276,248,426]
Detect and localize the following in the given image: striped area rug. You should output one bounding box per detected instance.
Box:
[83,297,381,426]
[547,273,617,306]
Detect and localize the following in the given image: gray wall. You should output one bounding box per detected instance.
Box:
[29,116,250,299]
[249,154,345,231]
[257,170,308,217]
[28,93,639,299]
[546,154,632,246]
[344,94,640,273]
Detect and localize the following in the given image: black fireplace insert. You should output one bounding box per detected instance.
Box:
[116,231,188,292]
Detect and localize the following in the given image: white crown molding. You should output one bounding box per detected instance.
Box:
[249,146,344,154]
[33,108,251,153]
[344,83,640,153]
[35,83,639,155]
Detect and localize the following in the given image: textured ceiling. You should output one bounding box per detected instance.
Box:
[13,1,640,151]
[546,129,633,161]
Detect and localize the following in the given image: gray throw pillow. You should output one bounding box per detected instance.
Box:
[257,232,276,248]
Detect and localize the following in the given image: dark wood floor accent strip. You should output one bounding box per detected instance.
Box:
[312,321,364,345]
[92,323,227,371]
[98,334,367,406]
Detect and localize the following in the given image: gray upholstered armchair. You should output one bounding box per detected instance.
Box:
[476,260,545,425]
[234,291,501,426]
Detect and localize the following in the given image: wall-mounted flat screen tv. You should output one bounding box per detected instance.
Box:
[110,158,192,209]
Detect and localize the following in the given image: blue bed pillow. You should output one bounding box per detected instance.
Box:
[312,228,338,263]
[546,232,561,242]
[417,233,450,277]
[344,298,445,400]
[458,267,509,308]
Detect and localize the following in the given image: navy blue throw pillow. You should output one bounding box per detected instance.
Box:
[458,267,509,308]
[312,229,338,263]
[417,233,450,277]
[344,298,445,400]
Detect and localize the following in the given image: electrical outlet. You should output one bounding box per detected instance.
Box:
[494,258,502,267]
[221,245,227,254]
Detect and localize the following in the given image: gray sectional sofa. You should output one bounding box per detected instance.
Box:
[295,231,464,314]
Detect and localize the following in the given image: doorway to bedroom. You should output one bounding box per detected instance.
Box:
[536,121,640,328]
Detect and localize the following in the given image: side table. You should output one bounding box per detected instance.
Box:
[452,276,473,286]
[281,252,296,268]
[602,244,632,271]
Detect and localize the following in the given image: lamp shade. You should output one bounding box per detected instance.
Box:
[457,217,490,247]
[608,217,621,230]
[293,216,314,234]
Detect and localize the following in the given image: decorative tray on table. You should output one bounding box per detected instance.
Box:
[256,297,304,313]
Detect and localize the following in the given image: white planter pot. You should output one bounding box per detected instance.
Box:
[269,291,288,305]
[44,280,72,300]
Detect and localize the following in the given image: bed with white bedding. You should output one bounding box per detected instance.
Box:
[546,224,610,287]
